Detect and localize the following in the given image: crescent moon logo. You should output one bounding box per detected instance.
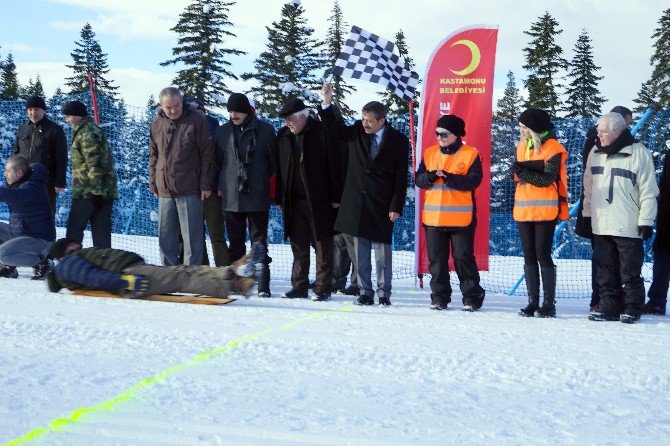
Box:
[449,40,481,76]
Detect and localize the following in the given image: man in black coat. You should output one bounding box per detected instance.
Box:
[645,152,670,315]
[575,105,633,312]
[318,83,409,307]
[275,98,341,300]
[215,93,275,297]
[13,95,67,229]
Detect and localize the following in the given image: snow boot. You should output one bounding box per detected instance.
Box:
[0,264,18,279]
[31,257,53,280]
[518,264,540,317]
[535,266,557,318]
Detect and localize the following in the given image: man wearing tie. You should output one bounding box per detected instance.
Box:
[318,83,409,307]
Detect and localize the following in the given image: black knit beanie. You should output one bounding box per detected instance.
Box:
[518,108,554,133]
[436,114,466,137]
[48,237,80,260]
[226,93,254,114]
[25,96,47,110]
[62,101,88,118]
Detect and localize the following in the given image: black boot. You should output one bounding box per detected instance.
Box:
[0,264,19,279]
[536,266,557,318]
[519,264,540,317]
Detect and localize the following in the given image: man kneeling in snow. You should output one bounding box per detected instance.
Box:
[45,238,266,298]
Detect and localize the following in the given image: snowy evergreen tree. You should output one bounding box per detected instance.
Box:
[161,0,245,108]
[495,71,523,122]
[324,0,356,118]
[0,53,21,100]
[242,0,327,115]
[522,12,568,117]
[635,8,670,110]
[379,29,420,114]
[65,23,119,98]
[564,30,605,119]
[22,75,46,99]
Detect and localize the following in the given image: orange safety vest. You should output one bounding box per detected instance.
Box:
[513,138,569,222]
[422,144,481,227]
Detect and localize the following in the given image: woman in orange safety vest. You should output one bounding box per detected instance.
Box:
[510,108,568,318]
[415,114,485,311]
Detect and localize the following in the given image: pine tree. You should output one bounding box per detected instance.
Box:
[65,23,119,98]
[22,75,46,98]
[242,0,327,115]
[495,71,523,122]
[564,30,605,119]
[379,29,420,114]
[635,8,670,110]
[522,12,568,117]
[0,53,21,100]
[324,0,356,117]
[161,0,245,108]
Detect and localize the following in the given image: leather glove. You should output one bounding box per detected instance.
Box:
[509,162,522,174]
[639,226,654,241]
[577,217,593,239]
[120,274,150,297]
[426,170,439,183]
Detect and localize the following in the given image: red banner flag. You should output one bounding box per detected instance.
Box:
[415,25,499,276]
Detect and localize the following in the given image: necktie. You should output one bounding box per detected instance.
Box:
[370,134,379,159]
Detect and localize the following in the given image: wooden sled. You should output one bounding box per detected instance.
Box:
[71,289,236,306]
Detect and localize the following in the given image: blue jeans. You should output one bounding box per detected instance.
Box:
[648,251,670,308]
[0,223,52,267]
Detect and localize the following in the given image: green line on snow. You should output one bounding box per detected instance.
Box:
[3,306,353,446]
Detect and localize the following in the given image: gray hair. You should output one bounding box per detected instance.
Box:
[291,108,309,119]
[599,112,626,133]
[7,154,29,172]
[159,87,183,103]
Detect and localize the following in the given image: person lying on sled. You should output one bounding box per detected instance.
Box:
[45,237,266,298]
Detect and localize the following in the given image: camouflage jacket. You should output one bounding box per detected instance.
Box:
[71,118,118,199]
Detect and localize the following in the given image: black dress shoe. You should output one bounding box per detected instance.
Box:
[281,288,308,299]
[378,297,391,307]
[353,295,374,306]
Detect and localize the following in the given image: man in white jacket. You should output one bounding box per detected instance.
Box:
[583,112,659,324]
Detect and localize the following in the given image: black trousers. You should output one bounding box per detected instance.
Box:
[518,220,557,267]
[593,234,645,317]
[287,198,333,293]
[426,226,484,305]
[224,210,271,292]
[202,192,229,266]
[66,197,113,248]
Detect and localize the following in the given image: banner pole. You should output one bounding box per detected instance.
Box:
[88,72,101,125]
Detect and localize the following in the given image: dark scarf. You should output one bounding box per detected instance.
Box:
[595,129,635,156]
[440,137,463,155]
[233,113,256,194]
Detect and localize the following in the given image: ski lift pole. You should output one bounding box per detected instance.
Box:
[507,107,655,296]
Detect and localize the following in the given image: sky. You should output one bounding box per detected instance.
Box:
[0,0,667,115]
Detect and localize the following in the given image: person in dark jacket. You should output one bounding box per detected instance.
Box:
[275,98,341,301]
[149,87,214,266]
[63,100,118,249]
[215,93,275,297]
[13,95,67,227]
[645,152,670,315]
[0,156,55,279]
[415,114,485,311]
[318,83,409,307]
[575,106,633,312]
[46,238,267,299]
[185,97,229,267]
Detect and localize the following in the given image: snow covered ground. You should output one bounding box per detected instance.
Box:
[1,270,669,445]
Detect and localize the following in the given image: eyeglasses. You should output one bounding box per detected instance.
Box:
[435,130,452,139]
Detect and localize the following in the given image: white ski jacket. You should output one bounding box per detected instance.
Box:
[583,141,658,238]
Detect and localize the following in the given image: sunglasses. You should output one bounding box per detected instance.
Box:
[435,130,452,139]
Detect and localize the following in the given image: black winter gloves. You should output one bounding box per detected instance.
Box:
[639,226,654,241]
[426,170,439,183]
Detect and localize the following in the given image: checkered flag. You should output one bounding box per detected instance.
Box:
[332,26,420,102]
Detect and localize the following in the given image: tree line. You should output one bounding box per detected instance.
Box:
[1,2,669,120]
